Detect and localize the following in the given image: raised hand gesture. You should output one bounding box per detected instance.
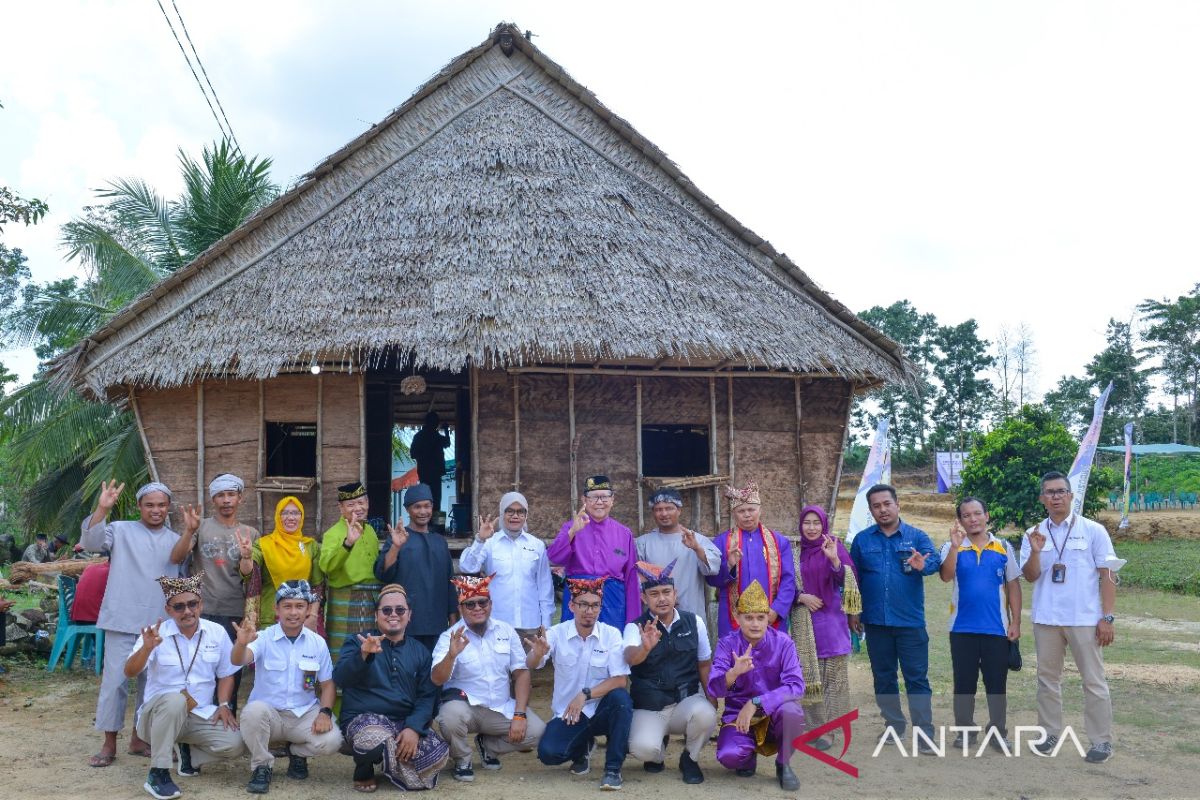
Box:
[357,633,383,658]
[820,533,840,563]
[97,479,125,514]
[448,626,470,657]
[345,519,364,546]
[181,504,202,535]
[386,523,409,551]
[727,543,743,571]
[568,504,590,538]
[730,648,755,680]
[639,618,662,651]
[476,513,498,541]
[232,616,258,647]
[523,626,550,661]
[905,547,927,572]
[681,527,699,550]
[235,527,254,560]
[949,519,965,549]
[140,619,164,650]
[1027,526,1047,553]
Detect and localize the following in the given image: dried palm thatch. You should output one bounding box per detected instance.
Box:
[52,23,915,397]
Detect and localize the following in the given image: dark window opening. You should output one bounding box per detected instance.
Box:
[265,422,317,477]
[641,424,710,478]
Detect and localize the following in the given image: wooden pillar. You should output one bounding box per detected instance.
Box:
[709,377,719,532]
[470,364,480,532]
[828,381,854,523]
[795,377,805,513]
[568,372,578,511]
[512,374,521,490]
[196,382,205,509]
[358,372,366,486]
[726,375,735,528]
[636,378,644,533]
[256,380,265,532]
[128,386,160,484]
[316,373,324,533]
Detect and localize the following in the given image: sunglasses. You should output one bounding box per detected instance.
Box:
[378,605,409,617]
[169,599,201,612]
[461,598,490,610]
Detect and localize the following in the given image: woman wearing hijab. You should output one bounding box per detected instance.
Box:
[251,496,324,630]
[789,504,860,751]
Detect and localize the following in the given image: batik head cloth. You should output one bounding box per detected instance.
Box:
[584,475,612,494]
[158,572,204,600]
[208,473,244,498]
[566,576,606,600]
[736,580,771,614]
[649,488,683,508]
[636,559,677,588]
[275,579,317,604]
[725,480,761,510]
[451,574,494,602]
[137,482,173,502]
[337,481,367,501]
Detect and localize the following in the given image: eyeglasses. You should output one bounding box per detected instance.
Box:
[461,598,490,610]
[378,605,409,617]
[1042,489,1070,498]
[280,510,302,518]
[573,600,602,611]
[169,600,201,612]
[504,508,528,516]
[585,494,613,502]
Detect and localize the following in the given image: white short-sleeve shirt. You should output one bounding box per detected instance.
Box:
[537,620,629,719]
[431,617,528,719]
[131,617,239,722]
[621,609,713,661]
[245,624,333,716]
[1019,514,1116,626]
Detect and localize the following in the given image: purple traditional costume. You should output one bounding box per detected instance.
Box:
[707,583,806,771]
[548,516,639,627]
[796,505,856,659]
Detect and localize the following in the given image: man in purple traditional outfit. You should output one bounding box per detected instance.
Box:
[706,481,795,637]
[548,475,640,628]
[708,580,804,791]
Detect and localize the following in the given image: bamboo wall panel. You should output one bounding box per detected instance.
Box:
[475,369,515,512]
[573,375,640,532]
[798,378,852,521]
[320,375,362,533]
[730,378,801,536]
[200,379,259,522]
[137,386,198,531]
[640,377,720,535]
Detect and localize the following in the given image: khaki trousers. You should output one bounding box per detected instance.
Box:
[1033,623,1113,745]
[135,692,246,770]
[436,699,546,761]
[240,701,344,769]
[629,693,719,762]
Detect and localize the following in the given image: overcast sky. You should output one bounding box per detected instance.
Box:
[3,1,1198,398]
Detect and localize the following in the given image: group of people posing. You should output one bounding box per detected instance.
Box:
[78,467,1119,800]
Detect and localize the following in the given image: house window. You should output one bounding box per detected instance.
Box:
[641,424,710,477]
[265,422,317,477]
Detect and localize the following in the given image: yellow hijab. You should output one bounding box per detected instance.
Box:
[259,496,314,584]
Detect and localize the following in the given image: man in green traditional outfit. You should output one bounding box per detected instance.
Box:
[318,481,382,663]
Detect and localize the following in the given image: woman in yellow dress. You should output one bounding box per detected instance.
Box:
[250,495,324,630]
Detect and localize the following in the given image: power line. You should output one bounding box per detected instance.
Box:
[153,0,242,153]
[167,0,242,154]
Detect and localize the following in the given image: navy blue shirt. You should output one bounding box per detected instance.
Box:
[333,630,437,732]
[850,520,941,628]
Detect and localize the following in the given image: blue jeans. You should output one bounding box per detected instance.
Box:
[863,623,933,735]
[538,689,632,773]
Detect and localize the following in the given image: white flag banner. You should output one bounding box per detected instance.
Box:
[845,418,891,544]
[1069,381,1114,517]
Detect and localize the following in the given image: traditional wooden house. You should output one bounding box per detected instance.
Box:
[53,23,913,541]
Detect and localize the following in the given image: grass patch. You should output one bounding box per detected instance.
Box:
[1110,539,1200,596]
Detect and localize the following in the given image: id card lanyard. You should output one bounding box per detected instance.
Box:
[172,630,204,703]
[1046,515,1076,584]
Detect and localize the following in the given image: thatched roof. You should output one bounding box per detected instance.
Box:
[54,23,915,396]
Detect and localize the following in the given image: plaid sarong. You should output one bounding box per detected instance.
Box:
[325,582,382,663]
[346,713,449,791]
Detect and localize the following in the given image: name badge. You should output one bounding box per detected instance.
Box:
[1051,563,1067,583]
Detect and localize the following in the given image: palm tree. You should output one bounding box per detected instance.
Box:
[0,140,276,533]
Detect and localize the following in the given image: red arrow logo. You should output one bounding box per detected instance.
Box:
[792,708,859,778]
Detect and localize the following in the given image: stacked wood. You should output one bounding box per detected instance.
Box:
[7,557,107,584]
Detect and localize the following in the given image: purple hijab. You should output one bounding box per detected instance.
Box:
[797,505,857,658]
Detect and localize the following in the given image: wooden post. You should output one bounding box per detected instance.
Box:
[709,377,719,532]
[316,373,324,533]
[358,372,366,486]
[795,377,805,513]
[568,372,578,511]
[726,375,735,528]
[256,380,265,532]
[636,377,644,533]
[828,381,853,522]
[128,386,160,484]
[470,364,480,533]
[512,373,521,490]
[196,382,205,509]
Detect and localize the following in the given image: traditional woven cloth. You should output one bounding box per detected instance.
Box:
[724,526,781,629]
[207,473,243,497]
[325,582,382,663]
[275,578,317,604]
[450,574,493,601]
[566,576,606,598]
[346,713,449,791]
[635,558,676,588]
[802,655,851,737]
[136,482,172,501]
[157,572,203,600]
[789,546,824,702]
[724,481,761,509]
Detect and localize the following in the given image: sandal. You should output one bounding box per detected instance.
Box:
[352,779,378,793]
[127,747,152,758]
[88,752,116,768]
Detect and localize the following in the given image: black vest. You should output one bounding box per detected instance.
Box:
[629,609,702,711]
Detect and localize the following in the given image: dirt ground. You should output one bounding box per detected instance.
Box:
[3,486,1199,799]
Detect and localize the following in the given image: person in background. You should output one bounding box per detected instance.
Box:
[21,532,52,563]
[71,559,112,626]
[410,412,452,519]
[635,488,721,621]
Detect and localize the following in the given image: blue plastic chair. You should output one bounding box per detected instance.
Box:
[46,574,103,674]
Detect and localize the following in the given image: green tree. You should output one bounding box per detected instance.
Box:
[1139,286,1200,445]
[854,301,938,453]
[1042,375,1094,437]
[0,140,276,533]
[957,404,1114,530]
[930,319,994,453]
[1086,319,1149,443]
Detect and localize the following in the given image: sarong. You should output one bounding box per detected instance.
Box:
[558,574,626,629]
[346,713,449,791]
[325,582,382,663]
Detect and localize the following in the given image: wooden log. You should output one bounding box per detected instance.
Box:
[196,382,205,508]
[513,374,521,490]
[7,557,108,584]
[317,373,324,535]
[710,376,720,532]
[128,385,160,483]
[636,377,644,533]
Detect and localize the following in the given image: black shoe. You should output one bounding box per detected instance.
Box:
[1085,742,1113,763]
[286,754,308,780]
[246,765,272,794]
[810,735,833,751]
[144,768,182,800]
[776,763,800,791]
[476,734,502,769]
[175,744,200,777]
[569,740,595,775]
[878,726,905,746]
[1033,734,1059,755]
[678,750,704,784]
[600,770,623,790]
[643,760,664,773]
[952,731,969,750]
[452,758,475,782]
[735,764,756,778]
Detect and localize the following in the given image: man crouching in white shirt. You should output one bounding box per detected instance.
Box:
[432,574,546,782]
[124,573,244,800]
[232,579,343,794]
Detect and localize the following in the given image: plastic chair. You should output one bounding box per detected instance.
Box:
[46,574,104,675]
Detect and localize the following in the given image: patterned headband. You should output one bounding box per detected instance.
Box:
[158,572,204,600]
[275,579,317,604]
[451,574,495,602]
[566,576,606,599]
[725,480,761,509]
[636,559,677,588]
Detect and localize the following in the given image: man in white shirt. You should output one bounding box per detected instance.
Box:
[232,579,343,794]
[1020,471,1118,764]
[622,560,716,784]
[459,492,554,635]
[431,574,545,782]
[526,576,632,791]
[124,573,244,800]
[635,488,721,621]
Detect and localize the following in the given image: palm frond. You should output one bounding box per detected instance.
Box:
[176,139,277,259]
[95,177,185,271]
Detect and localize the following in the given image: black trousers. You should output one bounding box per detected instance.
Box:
[949,632,1009,734]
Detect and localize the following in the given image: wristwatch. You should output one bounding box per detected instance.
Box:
[318,706,333,717]
[582,687,593,701]
[751,696,762,708]
[1100,614,1115,624]
[218,701,232,710]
